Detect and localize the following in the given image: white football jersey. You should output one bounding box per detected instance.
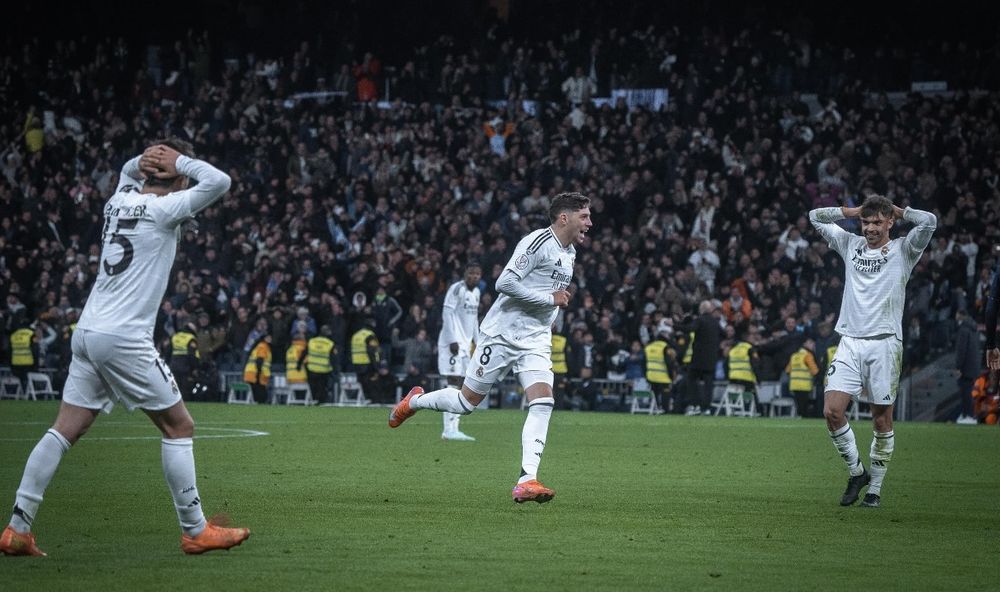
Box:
[77,157,231,339]
[809,207,936,340]
[438,280,481,353]
[478,227,576,350]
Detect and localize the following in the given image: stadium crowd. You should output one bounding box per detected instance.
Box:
[1,5,999,418]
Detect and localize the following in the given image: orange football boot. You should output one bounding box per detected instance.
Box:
[512,480,556,504]
[0,525,46,557]
[388,386,424,428]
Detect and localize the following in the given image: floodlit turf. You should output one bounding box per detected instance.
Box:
[1,401,997,592]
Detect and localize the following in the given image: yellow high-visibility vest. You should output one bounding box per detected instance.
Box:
[306,337,335,374]
[826,344,838,368]
[286,340,308,383]
[244,341,272,385]
[727,341,756,383]
[682,331,695,365]
[10,328,34,367]
[351,329,376,365]
[644,340,672,384]
[171,332,199,359]
[551,334,568,374]
[788,348,817,393]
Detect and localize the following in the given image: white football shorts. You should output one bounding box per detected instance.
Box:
[462,333,553,395]
[437,343,470,377]
[63,328,182,413]
[824,335,903,405]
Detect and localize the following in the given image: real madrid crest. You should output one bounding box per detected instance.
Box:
[880,245,889,256]
[476,366,484,377]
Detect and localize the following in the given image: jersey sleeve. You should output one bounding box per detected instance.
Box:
[115,156,145,193]
[439,284,460,345]
[147,156,232,229]
[496,270,555,306]
[809,207,854,256]
[503,231,546,280]
[901,207,937,261]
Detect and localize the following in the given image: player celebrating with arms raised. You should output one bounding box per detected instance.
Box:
[810,195,936,508]
[1,139,250,557]
[389,192,592,503]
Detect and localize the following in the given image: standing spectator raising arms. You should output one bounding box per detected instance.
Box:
[809,195,936,509]
[1,139,250,557]
[389,193,592,504]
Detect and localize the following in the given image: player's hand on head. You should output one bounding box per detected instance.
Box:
[143,144,182,178]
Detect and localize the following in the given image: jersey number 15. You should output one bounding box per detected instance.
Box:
[102,218,138,276]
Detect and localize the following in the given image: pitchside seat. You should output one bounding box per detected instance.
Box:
[26,372,59,400]
[337,373,366,406]
[227,382,254,404]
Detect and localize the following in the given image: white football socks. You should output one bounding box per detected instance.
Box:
[518,397,554,484]
[868,430,894,496]
[9,429,70,533]
[443,412,461,434]
[829,423,864,477]
[410,387,475,415]
[161,438,207,537]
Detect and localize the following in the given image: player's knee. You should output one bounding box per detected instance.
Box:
[162,414,195,439]
[822,403,844,425]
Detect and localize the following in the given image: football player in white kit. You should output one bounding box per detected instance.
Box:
[390,193,592,503]
[809,195,936,508]
[1,140,250,557]
[436,261,483,442]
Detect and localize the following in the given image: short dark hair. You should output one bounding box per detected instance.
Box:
[548,192,591,223]
[464,260,482,271]
[145,137,196,188]
[859,194,894,219]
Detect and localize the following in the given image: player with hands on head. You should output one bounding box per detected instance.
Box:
[1,138,250,557]
[809,194,936,509]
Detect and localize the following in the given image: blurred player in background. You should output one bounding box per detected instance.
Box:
[436,261,483,441]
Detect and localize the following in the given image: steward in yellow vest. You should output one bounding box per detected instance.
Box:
[351,327,379,372]
[169,324,200,398]
[645,337,674,412]
[551,334,569,375]
[786,339,820,416]
[10,325,36,385]
[10,326,36,368]
[726,340,757,387]
[305,325,338,403]
[286,339,308,384]
[244,335,273,404]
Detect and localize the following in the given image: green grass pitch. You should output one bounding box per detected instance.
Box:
[1,401,998,591]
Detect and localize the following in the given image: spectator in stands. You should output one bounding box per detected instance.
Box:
[362,359,398,405]
[953,308,980,424]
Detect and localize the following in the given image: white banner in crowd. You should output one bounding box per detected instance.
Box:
[609,88,669,111]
